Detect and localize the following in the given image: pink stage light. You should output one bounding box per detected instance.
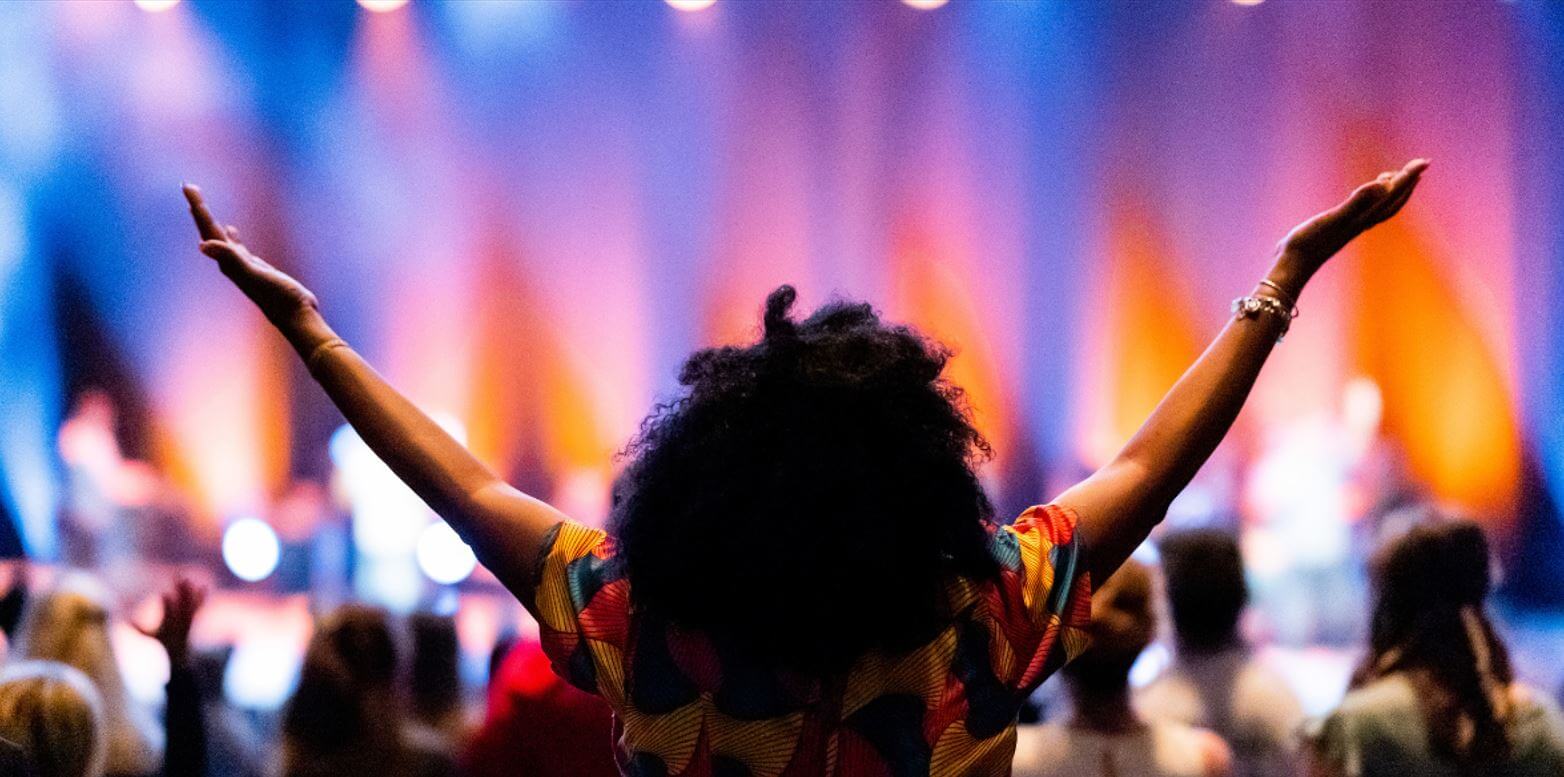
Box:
[133,0,181,12]
[665,0,717,11]
[901,0,950,9]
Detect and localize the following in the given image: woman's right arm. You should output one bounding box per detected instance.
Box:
[183,185,565,599]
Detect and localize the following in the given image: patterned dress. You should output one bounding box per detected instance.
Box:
[531,503,1093,777]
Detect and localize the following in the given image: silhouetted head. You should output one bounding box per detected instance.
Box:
[1062,560,1155,692]
[612,286,998,672]
[408,612,461,725]
[1354,514,1514,765]
[282,605,402,771]
[1159,528,1247,653]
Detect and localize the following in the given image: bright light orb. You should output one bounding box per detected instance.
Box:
[358,0,412,13]
[416,521,478,585]
[222,518,281,583]
[133,0,182,12]
[665,0,717,11]
[1231,0,1265,5]
[902,0,950,9]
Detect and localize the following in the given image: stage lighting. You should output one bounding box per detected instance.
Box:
[665,0,717,11]
[222,517,281,583]
[225,638,298,711]
[359,0,411,12]
[902,0,950,9]
[1231,0,1265,5]
[416,521,478,585]
[133,0,181,12]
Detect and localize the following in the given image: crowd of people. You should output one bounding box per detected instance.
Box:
[4,159,1564,776]
[3,511,1562,776]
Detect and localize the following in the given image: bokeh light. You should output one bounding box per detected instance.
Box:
[358,0,411,13]
[133,0,182,12]
[416,521,478,585]
[901,0,950,9]
[222,517,282,583]
[665,0,717,12]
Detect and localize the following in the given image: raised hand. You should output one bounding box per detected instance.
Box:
[182,184,318,326]
[135,576,207,666]
[1274,158,1430,290]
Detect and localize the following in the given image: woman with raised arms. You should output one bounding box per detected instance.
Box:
[182,158,1426,776]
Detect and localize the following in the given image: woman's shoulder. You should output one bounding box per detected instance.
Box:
[1332,673,1420,718]
[1505,683,1564,759]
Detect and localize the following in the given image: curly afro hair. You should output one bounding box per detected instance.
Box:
[611,285,999,673]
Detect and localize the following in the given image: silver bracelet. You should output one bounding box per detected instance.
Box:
[1257,279,1299,311]
[1231,295,1296,341]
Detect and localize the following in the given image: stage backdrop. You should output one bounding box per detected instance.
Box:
[1,0,1561,597]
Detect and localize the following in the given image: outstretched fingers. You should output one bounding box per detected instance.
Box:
[1362,159,1429,227]
[182,183,227,242]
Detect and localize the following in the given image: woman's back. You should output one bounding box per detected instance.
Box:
[533,504,1092,776]
[1311,671,1564,776]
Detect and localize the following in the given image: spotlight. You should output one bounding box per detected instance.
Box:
[358,0,411,12]
[902,0,950,9]
[416,521,477,585]
[1231,0,1265,5]
[133,0,181,11]
[222,518,281,583]
[665,0,717,11]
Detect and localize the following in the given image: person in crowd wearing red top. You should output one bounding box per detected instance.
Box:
[462,637,619,777]
[179,157,1426,775]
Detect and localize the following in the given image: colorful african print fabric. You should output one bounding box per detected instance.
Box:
[532,503,1093,777]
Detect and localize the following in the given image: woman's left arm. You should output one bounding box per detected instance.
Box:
[1057,159,1429,583]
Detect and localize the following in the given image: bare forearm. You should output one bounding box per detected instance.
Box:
[1117,261,1304,506]
[1056,159,1428,582]
[1061,259,1298,579]
[180,183,569,597]
[279,310,491,512]
[280,309,562,587]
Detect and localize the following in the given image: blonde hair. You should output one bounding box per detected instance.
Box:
[14,576,161,774]
[0,660,107,777]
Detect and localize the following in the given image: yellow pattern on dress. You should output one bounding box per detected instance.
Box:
[706,708,807,777]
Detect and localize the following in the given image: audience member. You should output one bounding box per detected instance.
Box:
[407,612,471,745]
[1307,517,1564,776]
[1139,529,1304,776]
[131,577,208,777]
[278,604,452,777]
[462,637,618,777]
[1013,560,1233,777]
[0,659,107,777]
[14,576,162,776]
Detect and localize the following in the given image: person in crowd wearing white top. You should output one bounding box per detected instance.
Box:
[1307,516,1564,776]
[1138,528,1304,776]
[1014,560,1232,777]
